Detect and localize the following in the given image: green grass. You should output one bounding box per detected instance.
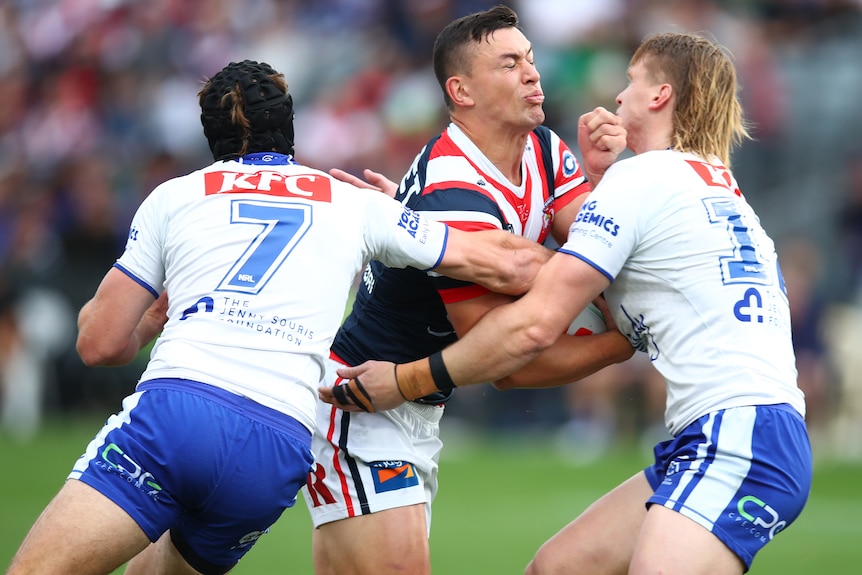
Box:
[2,417,860,574]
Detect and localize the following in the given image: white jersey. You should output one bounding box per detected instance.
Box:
[561,150,804,435]
[116,155,448,431]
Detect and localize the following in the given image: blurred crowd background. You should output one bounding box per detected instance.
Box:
[1,0,861,462]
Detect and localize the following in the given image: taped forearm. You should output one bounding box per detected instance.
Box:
[394,352,456,400]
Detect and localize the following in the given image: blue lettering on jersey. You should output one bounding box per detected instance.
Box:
[397,207,425,241]
[575,200,620,236]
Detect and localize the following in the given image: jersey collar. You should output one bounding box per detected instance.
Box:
[238,152,299,165]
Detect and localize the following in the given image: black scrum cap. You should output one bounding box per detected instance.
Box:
[200,60,295,160]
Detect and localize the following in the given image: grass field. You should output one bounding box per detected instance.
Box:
[2,415,860,574]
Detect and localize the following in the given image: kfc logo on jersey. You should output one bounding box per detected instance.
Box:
[204,170,332,202]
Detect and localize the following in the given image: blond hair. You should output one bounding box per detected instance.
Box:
[632,32,751,167]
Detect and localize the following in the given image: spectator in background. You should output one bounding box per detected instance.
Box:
[0,276,73,442]
[780,235,837,432]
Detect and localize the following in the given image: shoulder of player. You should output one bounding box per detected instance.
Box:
[602,150,678,182]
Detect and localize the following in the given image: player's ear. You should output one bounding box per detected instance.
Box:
[447,76,473,108]
[650,83,673,111]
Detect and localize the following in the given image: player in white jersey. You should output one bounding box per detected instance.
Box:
[303,6,635,575]
[5,60,552,575]
[327,33,813,575]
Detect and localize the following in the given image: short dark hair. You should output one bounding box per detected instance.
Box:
[198,60,295,161]
[432,4,520,110]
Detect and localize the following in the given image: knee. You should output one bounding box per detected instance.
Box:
[524,558,541,575]
[526,540,612,575]
[524,548,562,575]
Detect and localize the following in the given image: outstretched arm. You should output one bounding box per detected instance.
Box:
[434,228,554,296]
[320,252,610,413]
[494,295,633,389]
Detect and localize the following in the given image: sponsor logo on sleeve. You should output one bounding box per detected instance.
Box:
[563,150,577,177]
[574,200,620,236]
[397,207,431,245]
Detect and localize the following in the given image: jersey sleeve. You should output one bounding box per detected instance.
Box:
[114,184,168,297]
[410,186,505,303]
[361,191,449,271]
[558,156,656,281]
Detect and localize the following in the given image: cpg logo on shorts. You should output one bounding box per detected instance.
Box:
[98,442,163,500]
[729,495,786,542]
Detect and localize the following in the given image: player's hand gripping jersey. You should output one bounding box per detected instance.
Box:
[333,124,589,402]
[560,150,805,434]
[115,154,450,430]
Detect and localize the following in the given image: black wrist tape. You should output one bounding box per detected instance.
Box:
[428,351,456,391]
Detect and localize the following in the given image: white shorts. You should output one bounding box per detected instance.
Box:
[303,355,444,532]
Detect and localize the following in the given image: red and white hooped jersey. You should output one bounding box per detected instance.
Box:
[332,123,589,392]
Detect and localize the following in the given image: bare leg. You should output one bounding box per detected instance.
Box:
[124,531,205,575]
[525,471,652,575]
[314,504,430,575]
[6,479,150,575]
[629,505,744,575]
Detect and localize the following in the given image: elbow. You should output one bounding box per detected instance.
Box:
[492,325,557,391]
[506,244,552,295]
[522,321,559,353]
[492,375,523,391]
[76,334,128,367]
[490,245,549,296]
[491,261,536,296]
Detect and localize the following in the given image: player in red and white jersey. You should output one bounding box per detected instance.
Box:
[330,33,813,575]
[304,6,634,575]
[5,60,550,575]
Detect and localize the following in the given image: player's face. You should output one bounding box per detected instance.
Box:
[614,60,657,154]
[464,27,545,131]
